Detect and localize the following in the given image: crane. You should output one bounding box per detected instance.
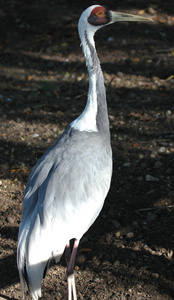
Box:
[17,5,150,300]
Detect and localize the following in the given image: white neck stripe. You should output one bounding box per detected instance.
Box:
[70,28,98,132]
[70,72,98,132]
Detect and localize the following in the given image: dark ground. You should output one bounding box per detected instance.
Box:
[0,0,174,299]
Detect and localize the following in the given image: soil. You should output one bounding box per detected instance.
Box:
[0,0,174,299]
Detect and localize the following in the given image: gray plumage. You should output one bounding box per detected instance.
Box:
[17,5,150,300]
[17,7,112,298]
[18,125,112,297]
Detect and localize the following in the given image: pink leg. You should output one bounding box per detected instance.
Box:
[66,239,79,300]
[65,241,71,264]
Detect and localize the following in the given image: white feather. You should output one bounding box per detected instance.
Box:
[71,72,98,132]
[71,5,101,133]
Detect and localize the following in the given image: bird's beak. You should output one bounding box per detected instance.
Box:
[110,11,152,23]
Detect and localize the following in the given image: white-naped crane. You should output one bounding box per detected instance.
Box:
[17,5,150,300]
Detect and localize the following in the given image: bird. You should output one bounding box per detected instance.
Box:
[17,5,150,300]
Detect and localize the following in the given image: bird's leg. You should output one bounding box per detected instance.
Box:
[65,242,71,265]
[66,239,79,300]
[68,274,76,300]
[65,241,74,300]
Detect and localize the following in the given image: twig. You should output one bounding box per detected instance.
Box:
[138,139,171,144]
[135,205,174,212]
[135,207,154,212]
[164,75,174,82]
[75,93,86,99]
[155,48,174,53]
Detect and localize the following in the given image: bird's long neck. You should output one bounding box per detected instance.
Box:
[71,26,110,135]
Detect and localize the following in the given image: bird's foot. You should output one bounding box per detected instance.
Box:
[68,274,77,300]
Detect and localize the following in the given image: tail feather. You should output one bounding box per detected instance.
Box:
[18,270,26,300]
[17,226,29,299]
[17,225,43,299]
[17,215,65,299]
[18,259,44,300]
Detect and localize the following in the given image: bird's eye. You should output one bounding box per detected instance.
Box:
[97,10,104,17]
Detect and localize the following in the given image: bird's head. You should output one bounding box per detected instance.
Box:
[78,5,151,38]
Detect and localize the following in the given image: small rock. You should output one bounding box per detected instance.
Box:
[150,152,157,158]
[53,127,57,133]
[126,232,134,239]
[159,147,166,153]
[167,249,173,259]
[6,215,15,224]
[109,114,115,121]
[147,212,157,223]
[116,231,121,238]
[152,272,159,279]
[77,75,84,82]
[148,7,157,15]
[75,265,79,271]
[166,110,172,117]
[32,133,39,138]
[136,284,142,289]
[138,9,146,15]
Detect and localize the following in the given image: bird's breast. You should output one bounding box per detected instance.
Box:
[48,142,112,241]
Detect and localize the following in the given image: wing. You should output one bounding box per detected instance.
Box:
[17,127,112,298]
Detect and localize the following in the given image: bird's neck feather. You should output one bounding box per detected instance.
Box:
[71,27,109,134]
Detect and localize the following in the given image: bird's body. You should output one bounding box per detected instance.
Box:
[17,5,150,299]
[18,125,112,298]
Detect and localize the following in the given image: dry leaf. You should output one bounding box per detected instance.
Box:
[79,248,92,253]
[11,169,21,173]
[133,143,140,148]
[28,75,34,81]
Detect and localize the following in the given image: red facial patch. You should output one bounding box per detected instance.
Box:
[90,6,105,18]
[88,6,111,26]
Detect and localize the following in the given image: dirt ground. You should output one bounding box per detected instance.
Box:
[0,0,174,299]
